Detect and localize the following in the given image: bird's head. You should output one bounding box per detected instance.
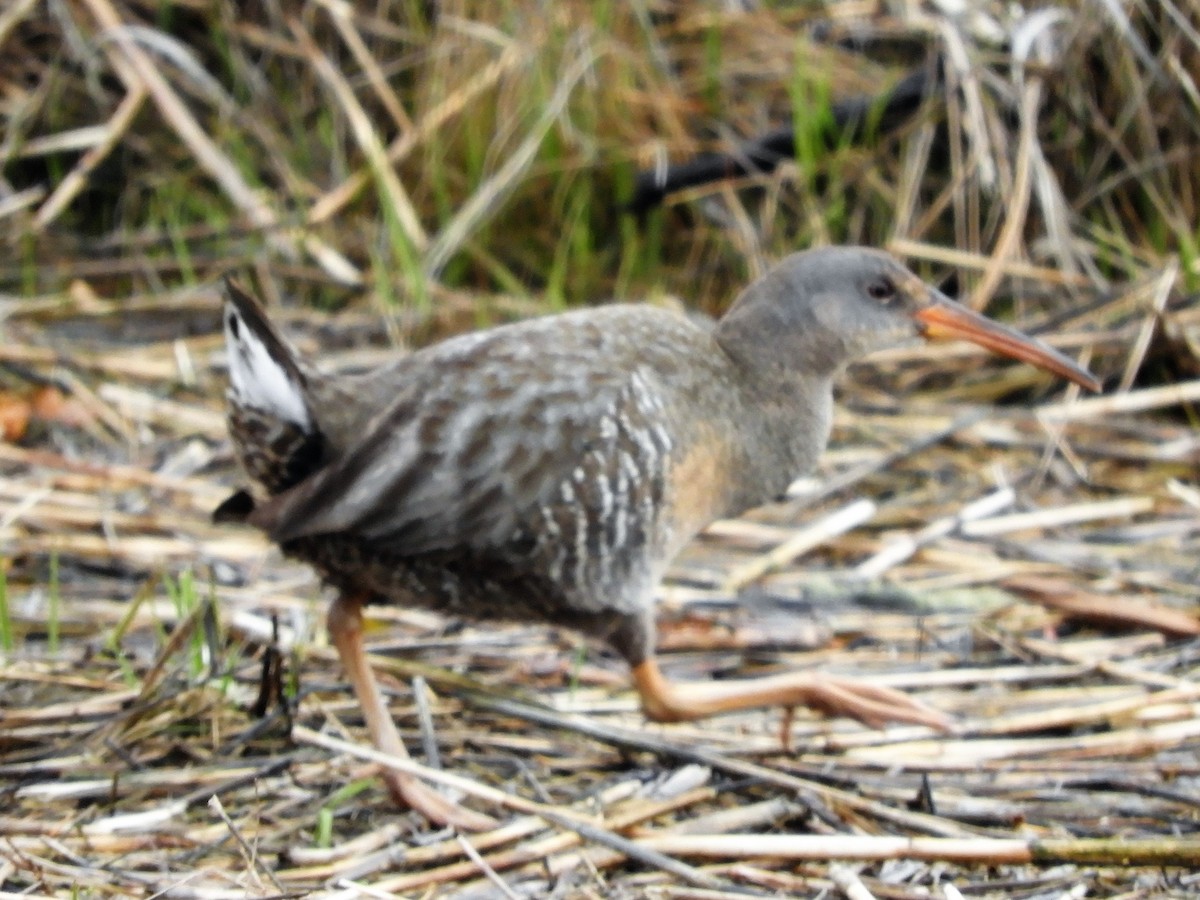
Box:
[716,247,1100,391]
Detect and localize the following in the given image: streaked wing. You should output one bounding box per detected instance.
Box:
[257,313,660,555]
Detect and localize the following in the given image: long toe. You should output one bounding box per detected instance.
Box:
[810,677,953,732]
[632,658,953,732]
[385,772,498,832]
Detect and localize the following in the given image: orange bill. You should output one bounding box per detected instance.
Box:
[915,293,1101,392]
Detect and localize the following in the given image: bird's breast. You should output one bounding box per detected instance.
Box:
[660,430,738,560]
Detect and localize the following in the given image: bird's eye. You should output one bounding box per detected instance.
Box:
[867,278,896,302]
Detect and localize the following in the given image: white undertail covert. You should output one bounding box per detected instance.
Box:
[223,302,312,431]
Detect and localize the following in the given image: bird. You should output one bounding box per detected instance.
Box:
[216,247,1100,829]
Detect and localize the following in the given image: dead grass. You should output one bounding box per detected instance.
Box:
[1,0,1199,897]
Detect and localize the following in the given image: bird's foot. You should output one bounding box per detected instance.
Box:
[801,675,953,733]
[382,771,498,832]
[632,658,953,734]
[325,592,498,832]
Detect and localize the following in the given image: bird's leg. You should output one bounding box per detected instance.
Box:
[631,656,951,732]
[326,592,496,831]
[778,706,796,752]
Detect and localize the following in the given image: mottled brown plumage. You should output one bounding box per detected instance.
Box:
[219,248,1099,828]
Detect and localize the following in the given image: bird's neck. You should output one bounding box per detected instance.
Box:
[715,287,850,382]
[739,369,834,504]
[712,314,842,508]
[702,345,835,517]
